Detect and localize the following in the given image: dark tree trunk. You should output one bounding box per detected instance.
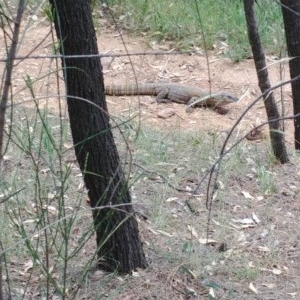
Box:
[243,0,289,163]
[48,0,148,273]
[281,0,300,150]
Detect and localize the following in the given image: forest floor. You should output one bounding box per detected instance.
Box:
[1,17,300,300]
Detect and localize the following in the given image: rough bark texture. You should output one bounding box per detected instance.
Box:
[281,0,300,149]
[48,0,148,273]
[243,0,289,163]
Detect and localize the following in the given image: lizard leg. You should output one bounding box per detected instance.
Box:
[187,96,206,107]
[186,97,202,113]
[156,88,172,103]
[186,97,229,115]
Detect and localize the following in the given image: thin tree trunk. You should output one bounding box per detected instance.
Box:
[280,0,300,149]
[48,0,148,273]
[243,0,289,163]
[0,239,4,300]
[0,1,25,168]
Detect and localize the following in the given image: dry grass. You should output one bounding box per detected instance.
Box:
[1,105,300,299]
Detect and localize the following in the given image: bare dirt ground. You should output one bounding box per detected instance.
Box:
[10,19,295,142]
[1,18,300,300]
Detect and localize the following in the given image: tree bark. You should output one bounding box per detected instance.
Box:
[243,0,289,163]
[48,0,148,273]
[281,0,300,150]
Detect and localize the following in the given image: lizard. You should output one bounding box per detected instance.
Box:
[105,82,238,114]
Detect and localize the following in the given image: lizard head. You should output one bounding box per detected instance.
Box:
[216,92,239,105]
[208,92,238,114]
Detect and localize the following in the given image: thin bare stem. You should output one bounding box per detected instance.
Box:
[0,0,25,168]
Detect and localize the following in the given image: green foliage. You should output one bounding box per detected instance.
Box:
[2,104,96,298]
[43,3,54,22]
[234,264,260,281]
[256,165,277,195]
[103,0,284,60]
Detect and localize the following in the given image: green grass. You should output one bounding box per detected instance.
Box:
[103,0,284,61]
[256,164,277,194]
[5,0,285,61]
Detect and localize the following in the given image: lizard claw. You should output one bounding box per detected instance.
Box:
[185,106,194,114]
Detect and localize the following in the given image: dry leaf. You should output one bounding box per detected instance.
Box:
[231,218,254,224]
[199,238,217,244]
[249,282,258,294]
[212,191,218,201]
[63,143,73,150]
[42,205,57,215]
[242,191,254,199]
[286,292,297,297]
[131,271,139,277]
[47,192,56,200]
[260,267,282,275]
[248,261,255,268]
[229,222,243,229]
[212,219,221,226]
[246,126,265,141]
[185,186,193,192]
[77,181,85,190]
[260,229,269,238]
[218,180,225,189]
[3,155,10,162]
[188,225,199,238]
[252,212,261,223]
[147,226,159,235]
[208,288,215,298]
[233,205,241,212]
[40,168,50,174]
[283,266,289,272]
[156,230,173,237]
[166,197,180,203]
[241,224,257,228]
[257,246,270,252]
[24,260,33,273]
[272,268,282,275]
[186,268,200,279]
[23,219,37,224]
[262,283,276,288]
